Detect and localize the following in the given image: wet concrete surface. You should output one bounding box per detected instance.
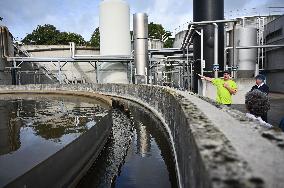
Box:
[231,92,284,127]
[0,94,109,187]
[78,105,178,188]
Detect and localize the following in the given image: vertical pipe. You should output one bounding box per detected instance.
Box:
[11,69,17,85]
[193,0,224,92]
[232,23,237,78]
[213,23,219,78]
[256,18,260,76]
[224,30,227,71]
[189,61,192,91]
[58,61,62,84]
[133,13,148,84]
[95,61,98,83]
[130,61,133,84]
[186,44,191,91]
[200,29,204,76]
[261,18,264,70]
[12,60,17,85]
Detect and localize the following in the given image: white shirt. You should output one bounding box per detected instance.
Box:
[257,82,264,88]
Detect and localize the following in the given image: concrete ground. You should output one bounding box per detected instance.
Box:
[232,92,284,127]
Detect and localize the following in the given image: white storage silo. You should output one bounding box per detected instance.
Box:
[98,0,131,83]
[236,27,257,78]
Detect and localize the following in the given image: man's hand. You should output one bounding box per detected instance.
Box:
[198,74,213,82]
[223,82,229,88]
[224,82,237,95]
[198,74,205,79]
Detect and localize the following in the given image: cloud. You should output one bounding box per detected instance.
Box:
[0,0,283,40]
[0,0,100,40]
[137,0,194,34]
[225,0,284,18]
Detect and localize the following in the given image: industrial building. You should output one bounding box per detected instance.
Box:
[1,0,284,187]
[264,15,284,93]
[0,1,283,94]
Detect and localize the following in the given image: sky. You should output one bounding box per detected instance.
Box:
[0,0,283,41]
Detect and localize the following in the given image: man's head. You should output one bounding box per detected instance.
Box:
[223,71,231,81]
[245,90,270,117]
[255,74,265,85]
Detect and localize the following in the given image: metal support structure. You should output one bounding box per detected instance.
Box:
[95,61,98,83]
[195,29,205,76]
[225,44,284,49]
[57,61,62,84]
[224,43,284,78]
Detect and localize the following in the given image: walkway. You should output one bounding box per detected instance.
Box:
[232,92,284,127]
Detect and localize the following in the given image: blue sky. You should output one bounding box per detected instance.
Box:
[0,0,283,41]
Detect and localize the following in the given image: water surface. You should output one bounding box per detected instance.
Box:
[0,94,109,187]
[78,103,178,188]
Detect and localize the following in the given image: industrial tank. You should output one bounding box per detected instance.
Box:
[235,27,257,78]
[98,0,131,83]
[193,0,224,92]
[133,13,148,83]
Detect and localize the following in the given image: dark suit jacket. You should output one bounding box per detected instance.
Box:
[250,84,269,94]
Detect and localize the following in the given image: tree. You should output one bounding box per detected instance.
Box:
[22,24,86,45]
[89,27,100,47]
[148,22,174,48]
[57,32,86,45]
[164,38,174,48]
[163,31,174,48]
[22,24,60,45]
[148,22,166,40]
[67,33,86,45]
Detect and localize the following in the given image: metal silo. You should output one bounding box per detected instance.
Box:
[133,13,148,84]
[98,0,131,83]
[236,27,257,78]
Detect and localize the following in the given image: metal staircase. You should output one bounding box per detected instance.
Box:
[13,44,70,84]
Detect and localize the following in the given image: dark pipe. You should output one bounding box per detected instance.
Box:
[11,69,17,85]
[193,0,224,92]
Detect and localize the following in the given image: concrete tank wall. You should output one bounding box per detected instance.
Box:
[0,26,13,85]
[1,84,284,188]
[20,45,100,84]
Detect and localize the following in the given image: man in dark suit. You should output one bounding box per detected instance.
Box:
[250,74,269,94]
[250,74,270,122]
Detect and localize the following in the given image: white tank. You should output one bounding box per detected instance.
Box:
[98,0,131,84]
[235,27,257,78]
[100,0,131,56]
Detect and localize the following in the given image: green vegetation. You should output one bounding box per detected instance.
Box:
[89,27,100,48]
[22,23,174,48]
[148,22,174,48]
[22,24,86,45]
